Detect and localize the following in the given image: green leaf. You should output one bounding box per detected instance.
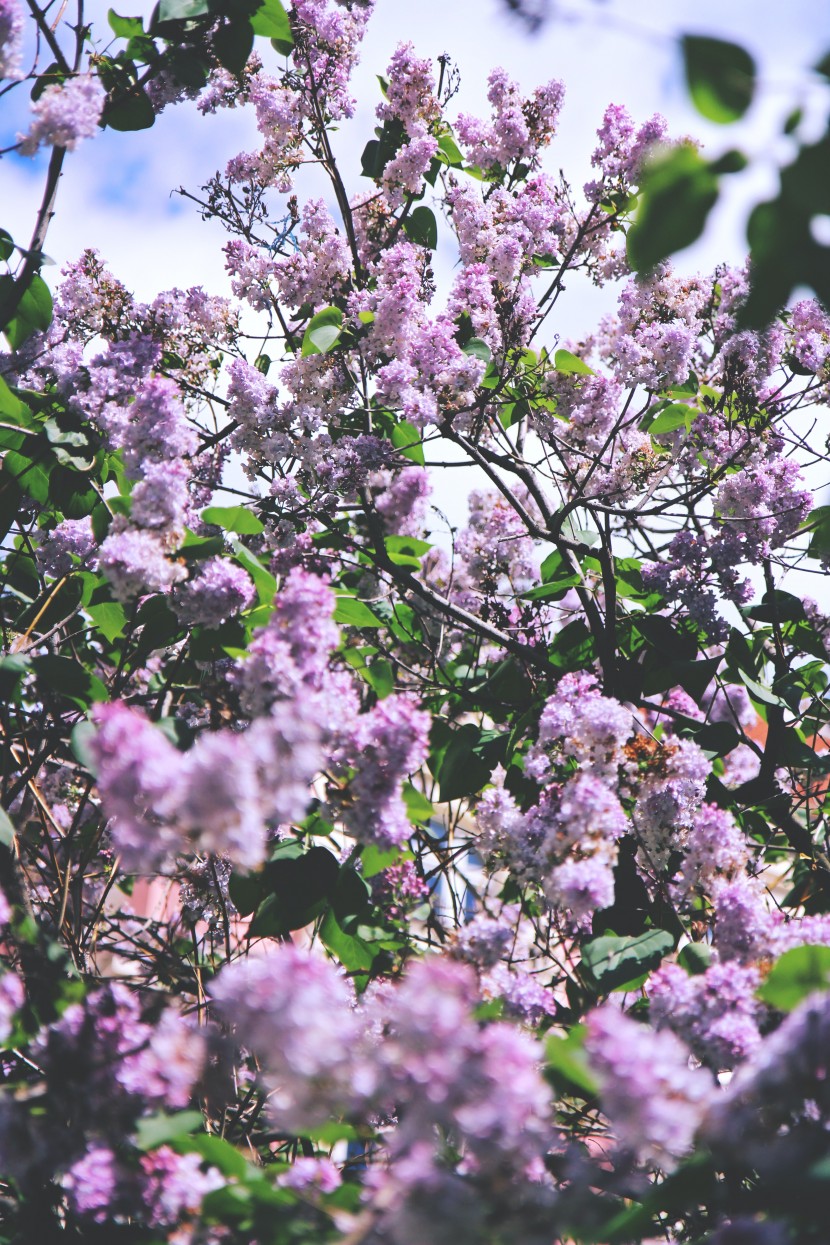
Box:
[213,19,255,75]
[462,336,491,363]
[320,909,377,972]
[682,35,756,123]
[403,206,438,250]
[250,0,292,44]
[301,306,343,356]
[108,10,145,38]
[32,656,107,709]
[739,671,789,709]
[333,596,383,628]
[648,403,697,435]
[0,807,16,850]
[231,541,276,604]
[627,145,719,272]
[581,929,674,993]
[437,132,463,166]
[175,1133,249,1179]
[403,782,433,824]
[0,229,14,262]
[104,86,155,131]
[758,945,830,1011]
[0,654,28,701]
[86,600,128,643]
[202,504,264,535]
[361,845,404,878]
[390,420,424,466]
[554,348,594,376]
[385,535,432,568]
[2,274,53,349]
[135,1110,204,1151]
[157,0,209,19]
[678,942,714,975]
[546,1025,599,1097]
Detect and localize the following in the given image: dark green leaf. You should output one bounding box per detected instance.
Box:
[174,1133,249,1179]
[32,656,107,709]
[581,929,674,993]
[403,206,438,251]
[104,86,155,131]
[0,654,28,701]
[202,504,264,535]
[108,10,145,38]
[0,229,14,261]
[678,942,713,975]
[213,19,255,75]
[758,945,830,1011]
[681,35,756,123]
[627,145,719,272]
[2,274,53,349]
[462,336,491,363]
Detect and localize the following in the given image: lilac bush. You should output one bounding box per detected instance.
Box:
[2,2,830,1242]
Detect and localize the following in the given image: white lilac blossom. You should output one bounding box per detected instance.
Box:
[586,1005,715,1168]
[18,75,105,155]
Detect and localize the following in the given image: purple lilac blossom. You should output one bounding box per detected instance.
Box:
[0,0,23,79]
[173,557,255,628]
[346,696,430,848]
[37,517,97,578]
[650,960,763,1069]
[585,1005,714,1168]
[18,75,106,156]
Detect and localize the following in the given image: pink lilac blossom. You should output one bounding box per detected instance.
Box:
[482,961,557,1026]
[292,0,374,121]
[453,913,514,968]
[0,0,23,79]
[279,1156,342,1193]
[711,874,778,964]
[373,466,430,537]
[129,460,192,535]
[90,701,323,872]
[173,557,255,629]
[650,960,763,1069]
[18,74,105,156]
[224,239,278,311]
[63,1147,125,1223]
[584,103,668,199]
[585,1005,714,1168]
[274,198,351,311]
[382,132,439,206]
[37,516,97,578]
[210,943,361,1132]
[787,298,830,375]
[377,43,440,134]
[456,68,564,172]
[120,376,197,473]
[476,765,540,881]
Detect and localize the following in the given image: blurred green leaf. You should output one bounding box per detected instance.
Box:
[681,35,756,123]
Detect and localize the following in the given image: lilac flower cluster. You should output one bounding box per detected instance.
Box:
[0,0,23,79]
[456,67,565,172]
[18,75,105,156]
